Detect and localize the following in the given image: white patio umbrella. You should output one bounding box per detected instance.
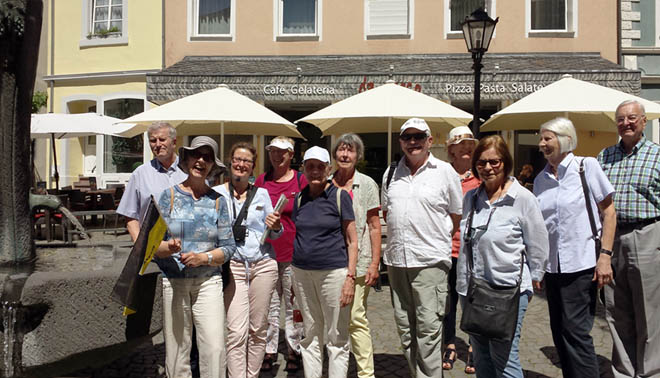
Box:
[481,75,660,132]
[31,113,135,189]
[297,80,473,165]
[115,84,302,157]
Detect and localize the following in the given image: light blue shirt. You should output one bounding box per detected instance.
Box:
[533,154,615,273]
[457,178,549,295]
[117,157,188,224]
[214,185,281,263]
[155,185,236,279]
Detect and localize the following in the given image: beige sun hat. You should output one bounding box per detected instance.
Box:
[178,136,226,176]
[446,125,478,145]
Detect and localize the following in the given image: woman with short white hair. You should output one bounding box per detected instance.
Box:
[534,117,616,378]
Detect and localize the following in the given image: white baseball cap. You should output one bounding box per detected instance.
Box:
[447,126,477,145]
[302,146,330,164]
[265,138,294,151]
[400,118,431,135]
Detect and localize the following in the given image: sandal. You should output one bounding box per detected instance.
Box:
[442,347,457,370]
[261,353,275,372]
[285,353,301,372]
[464,351,476,375]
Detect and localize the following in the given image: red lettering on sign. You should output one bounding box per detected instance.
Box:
[358,76,422,93]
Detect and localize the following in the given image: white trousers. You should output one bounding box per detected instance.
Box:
[162,275,226,378]
[292,266,351,378]
[265,262,304,356]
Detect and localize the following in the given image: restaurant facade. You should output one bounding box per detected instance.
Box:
[43,0,647,186]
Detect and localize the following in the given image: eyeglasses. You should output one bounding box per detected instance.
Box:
[189,149,214,163]
[399,132,428,142]
[476,159,503,168]
[616,114,644,124]
[231,157,254,165]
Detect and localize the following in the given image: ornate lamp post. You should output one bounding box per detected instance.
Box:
[461,8,498,139]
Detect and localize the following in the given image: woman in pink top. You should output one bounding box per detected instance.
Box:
[254,136,307,372]
[443,126,480,374]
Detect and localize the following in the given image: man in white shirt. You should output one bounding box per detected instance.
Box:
[381,118,463,378]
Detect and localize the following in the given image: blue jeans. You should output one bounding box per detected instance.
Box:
[462,291,530,378]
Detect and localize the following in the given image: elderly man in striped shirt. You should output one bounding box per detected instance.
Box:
[597,99,660,378]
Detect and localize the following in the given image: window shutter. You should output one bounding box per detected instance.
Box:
[368,0,409,35]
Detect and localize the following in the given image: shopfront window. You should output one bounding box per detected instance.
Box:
[103,99,144,173]
[195,0,232,35]
[280,0,317,35]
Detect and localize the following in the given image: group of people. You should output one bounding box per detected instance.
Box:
[116,98,660,378]
[117,123,381,378]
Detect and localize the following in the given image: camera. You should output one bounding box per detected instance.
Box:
[232,224,247,243]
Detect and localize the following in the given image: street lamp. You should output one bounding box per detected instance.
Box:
[461,8,498,138]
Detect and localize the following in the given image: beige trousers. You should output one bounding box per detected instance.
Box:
[292,266,351,378]
[350,275,375,378]
[162,275,225,378]
[224,259,279,378]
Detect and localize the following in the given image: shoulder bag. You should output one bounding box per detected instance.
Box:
[459,188,524,342]
[578,159,601,260]
[225,183,259,287]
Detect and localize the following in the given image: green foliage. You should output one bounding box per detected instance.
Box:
[31,91,47,113]
[87,26,121,39]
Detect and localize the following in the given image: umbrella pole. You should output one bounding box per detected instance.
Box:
[220,122,225,161]
[387,118,392,166]
[51,133,60,191]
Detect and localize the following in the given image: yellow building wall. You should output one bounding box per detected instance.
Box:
[48,0,162,75]
[574,131,619,157]
[166,0,618,66]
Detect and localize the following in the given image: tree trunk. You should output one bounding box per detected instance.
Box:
[0,0,43,263]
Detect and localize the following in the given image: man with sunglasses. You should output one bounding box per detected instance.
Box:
[117,121,189,242]
[597,100,660,378]
[381,118,463,378]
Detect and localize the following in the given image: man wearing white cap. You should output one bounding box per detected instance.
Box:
[381,118,463,378]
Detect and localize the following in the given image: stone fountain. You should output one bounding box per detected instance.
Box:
[0,2,162,377]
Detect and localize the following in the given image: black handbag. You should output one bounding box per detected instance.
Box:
[460,189,524,342]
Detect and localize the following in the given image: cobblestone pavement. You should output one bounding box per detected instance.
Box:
[58,234,614,377]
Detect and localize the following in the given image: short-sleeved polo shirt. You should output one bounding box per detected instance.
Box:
[292,184,355,270]
[117,157,188,224]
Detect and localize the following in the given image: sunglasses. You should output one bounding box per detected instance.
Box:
[399,132,428,142]
[476,159,503,168]
[189,149,214,163]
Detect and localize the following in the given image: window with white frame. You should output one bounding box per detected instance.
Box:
[279,0,318,35]
[366,0,410,37]
[194,0,232,35]
[526,0,575,36]
[103,99,144,174]
[80,0,128,46]
[531,0,566,30]
[91,0,123,35]
[445,0,496,37]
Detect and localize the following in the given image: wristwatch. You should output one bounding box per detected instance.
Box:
[206,252,213,265]
[599,248,613,256]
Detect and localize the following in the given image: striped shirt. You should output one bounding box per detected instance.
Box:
[597,137,660,224]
